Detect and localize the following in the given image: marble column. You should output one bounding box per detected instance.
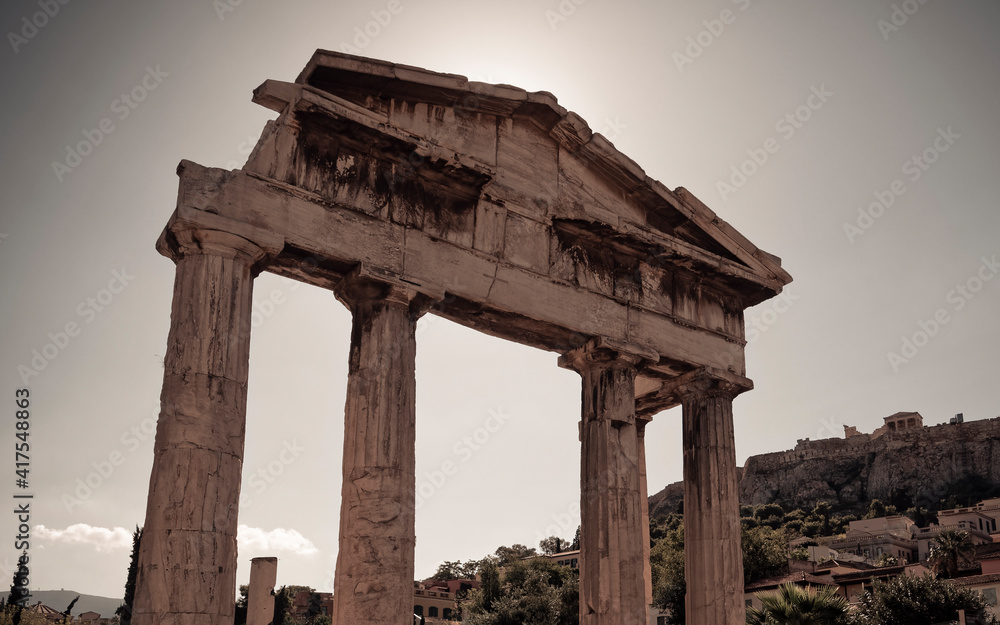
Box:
[637,415,653,612]
[246,557,277,625]
[680,374,743,625]
[135,212,281,625]
[332,274,425,625]
[560,341,648,625]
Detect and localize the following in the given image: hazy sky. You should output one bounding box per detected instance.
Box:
[1,0,998,603]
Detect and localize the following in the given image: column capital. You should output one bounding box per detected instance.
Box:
[333,264,441,317]
[557,337,658,374]
[636,413,653,434]
[156,206,284,271]
[670,367,752,403]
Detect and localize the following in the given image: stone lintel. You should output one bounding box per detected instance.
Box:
[156,204,284,272]
[168,162,749,374]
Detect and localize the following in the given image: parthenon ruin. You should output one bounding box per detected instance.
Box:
[133,50,792,625]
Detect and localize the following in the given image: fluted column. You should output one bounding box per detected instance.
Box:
[135,210,281,625]
[637,415,653,612]
[560,340,649,625]
[332,272,426,625]
[680,374,743,625]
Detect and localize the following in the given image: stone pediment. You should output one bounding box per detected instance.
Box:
[248,50,790,308]
[141,51,791,625]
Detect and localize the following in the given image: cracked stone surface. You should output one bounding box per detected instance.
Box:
[137,50,791,625]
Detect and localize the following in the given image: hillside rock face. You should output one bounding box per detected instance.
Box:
[649,416,1000,518]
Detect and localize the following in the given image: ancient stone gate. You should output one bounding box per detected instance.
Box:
[134,50,792,625]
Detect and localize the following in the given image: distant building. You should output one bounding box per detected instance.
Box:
[830,516,918,563]
[844,411,924,442]
[939,498,1000,534]
[546,550,580,569]
[951,573,1000,619]
[289,590,333,620]
[832,563,931,606]
[27,602,64,623]
[413,578,479,621]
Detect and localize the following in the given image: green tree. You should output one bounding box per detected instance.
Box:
[0,606,48,625]
[494,544,537,567]
[272,586,312,625]
[811,501,833,536]
[928,528,976,579]
[904,506,934,527]
[434,560,480,580]
[790,546,810,561]
[234,585,249,625]
[305,591,323,624]
[851,573,997,625]
[650,524,685,625]
[463,557,577,625]
[872,553,900,568]
[755,504,786,521]
[116,526,142,625]
[479,558,502,612]
[863,500,897,520]
[60,596,79,620]
[742,526,788,585]
[538,536,568,555]
[8,551,30,608]
[746,582,849,625]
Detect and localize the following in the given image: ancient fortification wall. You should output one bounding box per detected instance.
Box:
[650,416,1000,518]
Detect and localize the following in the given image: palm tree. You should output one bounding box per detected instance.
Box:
[929,528,976,578]
[747,582,849,625]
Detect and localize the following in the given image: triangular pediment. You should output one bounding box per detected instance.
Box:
[251,50,790,305]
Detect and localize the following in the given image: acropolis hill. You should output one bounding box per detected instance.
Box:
[650,412,1000,517]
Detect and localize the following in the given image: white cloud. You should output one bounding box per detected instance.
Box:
[34,524,133,552]
[238,526,318,556]
[32,523,317,557]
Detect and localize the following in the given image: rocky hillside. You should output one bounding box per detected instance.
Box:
[649,415,1000,518]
